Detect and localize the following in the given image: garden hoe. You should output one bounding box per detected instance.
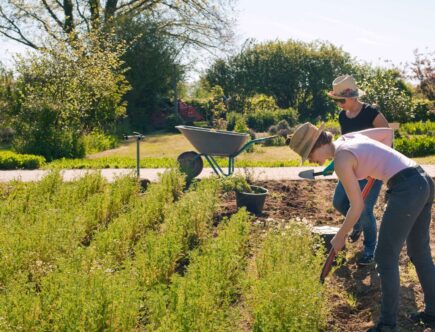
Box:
[319,177,376,283]
[298,160,335,180]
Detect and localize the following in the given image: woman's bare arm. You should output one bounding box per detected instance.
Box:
[330,151,365,252]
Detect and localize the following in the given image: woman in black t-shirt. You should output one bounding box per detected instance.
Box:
[328,75,389,266]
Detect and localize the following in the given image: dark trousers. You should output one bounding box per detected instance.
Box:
[375,166,435,326]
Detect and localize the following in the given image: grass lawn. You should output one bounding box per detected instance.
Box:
[88,131,435,165]
[88,132,304,162]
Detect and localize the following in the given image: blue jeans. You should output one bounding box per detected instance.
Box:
[333,178,383,257]
[375,166,435,326]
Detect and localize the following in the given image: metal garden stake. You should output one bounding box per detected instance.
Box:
[124,132,144,179]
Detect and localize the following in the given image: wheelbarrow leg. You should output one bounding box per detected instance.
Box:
[204,155,234,177]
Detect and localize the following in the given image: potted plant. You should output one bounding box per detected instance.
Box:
[221,175,268,215]
[236,184,268,215]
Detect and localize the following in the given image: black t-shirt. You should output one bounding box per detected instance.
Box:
[338,103,380,134]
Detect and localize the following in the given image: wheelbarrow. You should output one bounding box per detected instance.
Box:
[176,125,277,178]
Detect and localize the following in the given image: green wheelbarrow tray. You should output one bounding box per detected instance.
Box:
[176,125,277,178]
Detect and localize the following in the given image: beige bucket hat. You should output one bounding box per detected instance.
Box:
[327,75,365,99]
[288,122,325,163]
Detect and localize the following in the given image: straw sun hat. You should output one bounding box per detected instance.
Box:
[327,75,365,99]
[287,122,325,163]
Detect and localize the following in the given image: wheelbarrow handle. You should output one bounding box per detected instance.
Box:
[250,135,279,143]
[319,177,376,284]
[232,135,279,157]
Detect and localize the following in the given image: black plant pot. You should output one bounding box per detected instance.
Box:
[236,185,268,215]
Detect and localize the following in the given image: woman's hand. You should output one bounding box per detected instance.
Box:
[330,232,347,252]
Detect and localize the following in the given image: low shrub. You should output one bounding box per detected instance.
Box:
[81,131,118,155]
[399,121,435,136]
[244,222,328,331]
[322,120,341,137]
[0,151,46,169]
[144,209,251,331]
[395,135,435,157]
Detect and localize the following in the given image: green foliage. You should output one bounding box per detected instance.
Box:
[164,113,184,132]
[0,170,187,330]
[244,94,278,113]
[8,31,130,160]
[81,130,119,155]
[0,150,46,169]
[412,98,435,122]
[0,64,13,132]
[47,156,178,169]
[322,119,341,137]
[245,222,328,331]
[234,116,249,133]
[399,121,435,135]
[46,156,305,169]
[226,112,245,131]
[144,209,251,331]
[246,108,298,132]
[356,67,414,122]
[205,39,354,121]
[116,17,181,132]
[395,135,435,157]
[220,175,252,193]
[208,85,227,124]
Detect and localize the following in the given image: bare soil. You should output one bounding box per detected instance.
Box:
[219,179,435,332]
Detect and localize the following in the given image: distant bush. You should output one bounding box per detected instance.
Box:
[165,114,183,132]
[395,135,435,157]
[82,131,118,155]
[246,108,298,132]
[0,151,46,169]
[322,120,341,137]
[226,112,245,131]
[412,99,435,122]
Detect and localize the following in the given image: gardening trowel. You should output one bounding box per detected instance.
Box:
[319,177,376,283]
[298,161,335,180]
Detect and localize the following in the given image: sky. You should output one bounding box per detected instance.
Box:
[0,0,434,71]
[234,0,435,69]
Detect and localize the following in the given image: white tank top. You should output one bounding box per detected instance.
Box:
[335,133,416,182]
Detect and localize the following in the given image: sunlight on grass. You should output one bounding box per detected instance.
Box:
[87,132,435,166]
[88,132,307,163]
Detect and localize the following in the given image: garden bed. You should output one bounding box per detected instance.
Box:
[218,179,435,332]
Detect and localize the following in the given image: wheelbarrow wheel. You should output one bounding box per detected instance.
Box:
[177,151,203,179]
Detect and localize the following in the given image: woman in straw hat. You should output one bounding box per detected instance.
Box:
[288,123,435,332]
[328,75,389,266]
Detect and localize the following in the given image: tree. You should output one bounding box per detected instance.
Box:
[204,39,355,121]
[0,63,13,127]
[116,16,181,132]
[7,31,130,160]
[0,0,236,53]
[355,66,414,122]
[409,49,434,100]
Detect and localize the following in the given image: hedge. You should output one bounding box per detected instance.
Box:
[0,151,46,169]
